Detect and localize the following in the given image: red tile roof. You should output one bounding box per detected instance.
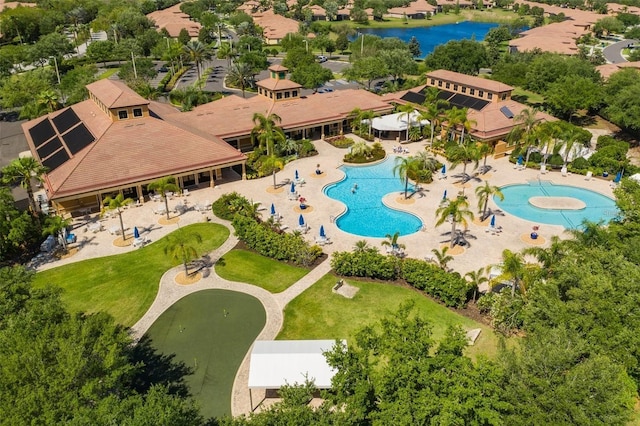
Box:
[87,80,150,109]
[257,78,302,91]
[426,70,514,93]
[147,4,202,37]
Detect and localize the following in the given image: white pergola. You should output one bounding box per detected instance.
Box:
[367,111,429,133]
[247,340,344,410]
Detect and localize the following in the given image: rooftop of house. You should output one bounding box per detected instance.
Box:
[387,0,437,15]
[87,80,150,109]
[146,3,202,37]
[596,61,640,79]
[252,10,301,41]
[426,70,515,93]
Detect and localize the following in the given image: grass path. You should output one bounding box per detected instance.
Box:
[32,223,229,327]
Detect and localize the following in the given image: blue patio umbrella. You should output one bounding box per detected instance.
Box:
[614,171,622,183]
[490,215,496,227]
[441,164,446,174]
[443,189,447,200]
[134,227,140,239]
[295,169,299,180]
[299,214,305,226]
[290,182,296,193]
[270,203,276,216]
[517,155,524,165]
[319,225,326,238]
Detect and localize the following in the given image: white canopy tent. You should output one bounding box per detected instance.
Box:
[248,340,345,410]
[366,111,429,132]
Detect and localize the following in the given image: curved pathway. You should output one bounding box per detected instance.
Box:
[603,39,638,64]
[130,215,333,416]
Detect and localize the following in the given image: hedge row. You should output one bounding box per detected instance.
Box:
[331,250,469,307]
[232,215,322,266]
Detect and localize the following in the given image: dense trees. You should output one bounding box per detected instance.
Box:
[424,39,490,74]
[0,266,203,424]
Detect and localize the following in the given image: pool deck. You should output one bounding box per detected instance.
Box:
[30,134,617,416]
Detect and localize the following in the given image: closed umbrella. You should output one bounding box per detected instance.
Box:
[270,203,276,216]
[134,227,140,239]
[441,164,446,174]
[290,182,296,193]
[517,155,524,165]
[443,189,447,200]
[319,225,326,238]
[490,215,496,227]
[614,171,622,183]
[295,170,299,180]
[298,214,305,226]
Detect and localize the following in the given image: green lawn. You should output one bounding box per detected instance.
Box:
[215,249,310,293]
[279,274,501,359]
[32,223,230,327]
[511,87,545,106]
[362,9,524,28]
[145,290,265,419]
[98,68,119,79]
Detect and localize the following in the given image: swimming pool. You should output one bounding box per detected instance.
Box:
[324,157,423,238]
[494,181,618,229]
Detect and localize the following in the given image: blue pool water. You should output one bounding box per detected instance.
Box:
[359,21,499,57]
[324,157,423,238]
[494,181,618,229]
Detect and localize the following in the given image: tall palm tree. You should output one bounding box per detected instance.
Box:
[420,87,449,146]
[523,235,565,276]
[559,125,582,166]
[445,106,464,142]
[414,151,439,172]
[430,246,453,270]
[103,193,133,239]
[42,215,73,252]
[507,107,541,164]
[478,142,493,170]
[447,137,481,179]
[252,113,287,188]
[398,103,417,142]
[360,109,377,137]
[465,267,488,301]
[164,229,203,275]
[183,40,212,83]
[147,176,180,220]
[227,61,253,98]
[1,157,49,212]
[457,107,476,143]
[349,107,363,134]
[393,156,420,199]
[475,181,504,221]
[217,42,235,68]
[435,196,474,248]
[501,249,525,297]
[37,89,63,114]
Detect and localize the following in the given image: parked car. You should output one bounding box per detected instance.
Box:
[159,65,169,72]
[317,55,327,63]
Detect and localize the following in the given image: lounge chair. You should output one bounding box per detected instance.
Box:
[585,171,593,180]
[288,192,299,201]
[540,164,547,174]
[297,224,309,234]
[133,237,147,248]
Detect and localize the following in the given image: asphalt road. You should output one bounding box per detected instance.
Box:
[603,39,638,64]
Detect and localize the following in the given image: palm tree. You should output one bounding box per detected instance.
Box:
[183,40,212,83]
[103,193,133,239]
[445,106,464,142]
[414,151,439,172]
[478,142,493,170]
[350,141,371,157]
[393,156,420,199]
[447,138,481,180]
[164,229,203,275]
[349,107,363,134]
[559,125,581,166]
[217,42,235,68]
[457,107,476,143]
[507,107,541,165]
[262,155,285,189]
[42,215,73,252]
[360,109,377,137]
[523,235,565,275]
[37,89,62,113]
[251,112,285,157]
[420,87,449,146]
[435,196,474,248]
[465,267,488,301]
[381,231,405,252]
[1,157,49,212]
[147,176,180,220]
[475,181,504,221]
[353,240,370,252]
[227,61,254,98]
[398,103,417,142]
[430,246,453,270]
[501,249,526,297]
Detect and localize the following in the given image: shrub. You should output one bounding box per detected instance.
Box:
[325,136,355,148]
[595,135,621,150]
[571,157,589,170]
[343,142,386,164]
[547,154,564,167]
[211,192,256,220]
[232,215,322,265]
[331,249,400,280]
[401,259,469,307]
[297,139,318,158]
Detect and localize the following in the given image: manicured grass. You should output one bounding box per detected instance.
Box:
[145,290,266,419]
[511,87,545,106]
[279,274,501,359]
[215,249,310,293]
[98,68,119,79]
[33,223,230,327]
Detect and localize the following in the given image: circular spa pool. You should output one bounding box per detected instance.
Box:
[494,181,618,229]
[323,157,423,238]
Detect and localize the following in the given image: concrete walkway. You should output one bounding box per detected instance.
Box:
[129,215,334,416]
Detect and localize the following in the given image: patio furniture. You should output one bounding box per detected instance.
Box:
[87,222,102,233]
[182,188,190,196]
[133,237,147,248]
[585,171,593,180]
[108,225,121,235]
[154,206,167,215]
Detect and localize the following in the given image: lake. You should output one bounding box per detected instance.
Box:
[359,21,499,57]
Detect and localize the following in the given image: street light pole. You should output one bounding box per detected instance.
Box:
[304,39,308,53]
[360,33,364,55]
[52,57,60,84]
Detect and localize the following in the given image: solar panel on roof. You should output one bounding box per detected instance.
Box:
[36,137,63,159]
[448,94,489,111]
[400,91,425,104]
[42,148,69,171]
[500,106,514,119]
[52,108,81,134]
[29,119,56,148]
[63,123,95,155]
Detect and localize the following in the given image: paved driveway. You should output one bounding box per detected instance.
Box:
[603,39,638,64]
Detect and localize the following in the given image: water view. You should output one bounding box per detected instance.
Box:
[359,21,499,57]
